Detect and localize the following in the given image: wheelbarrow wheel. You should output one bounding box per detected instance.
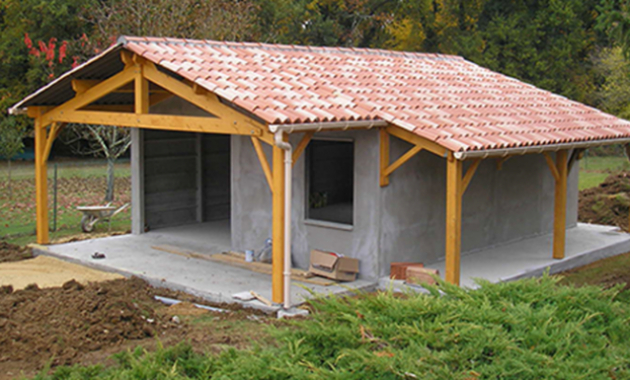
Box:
[81,214,97,233]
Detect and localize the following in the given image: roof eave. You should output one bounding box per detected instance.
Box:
[454,138,630,160]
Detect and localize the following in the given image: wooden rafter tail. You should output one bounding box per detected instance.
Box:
[251,136,274,192]
[292,131,314,166]
[461,158,481,194]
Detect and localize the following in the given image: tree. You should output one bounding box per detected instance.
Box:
[61,125,132,202]
[593,47,630,120]
[0,115,27,199]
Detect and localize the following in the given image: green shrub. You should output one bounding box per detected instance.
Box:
[34,276,630,380]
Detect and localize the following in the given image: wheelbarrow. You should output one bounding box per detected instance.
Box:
[76,202,129,233]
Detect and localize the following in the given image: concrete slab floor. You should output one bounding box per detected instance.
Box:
[33,221,377,312]
[425,223,630,288]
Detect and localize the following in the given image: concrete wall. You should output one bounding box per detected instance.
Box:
[142,97,231,230]
[378,137,579,276]
[231,130,579,279]
[231,130,383,278]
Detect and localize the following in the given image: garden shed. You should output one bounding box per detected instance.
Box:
[10,36,630,305]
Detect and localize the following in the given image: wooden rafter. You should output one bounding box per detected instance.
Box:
[386,125,447,157]
[461,158,481,194]
[251,136,273,192]
[292,131,314,167]
[40,64,138,127]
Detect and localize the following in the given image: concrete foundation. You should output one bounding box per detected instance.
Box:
[34,223,630,310]
[424,223,630,288]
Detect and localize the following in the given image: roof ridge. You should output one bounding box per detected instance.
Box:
[118,35,464,61]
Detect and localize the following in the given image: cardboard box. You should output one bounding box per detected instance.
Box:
[309,249,359,282]
[405,267,439,286]
[390,262,424,280]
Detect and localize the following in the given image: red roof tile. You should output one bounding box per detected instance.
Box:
[129,37,630,151]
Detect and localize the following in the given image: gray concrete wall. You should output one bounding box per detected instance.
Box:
[378,137,579,277]
[231,130,383,278]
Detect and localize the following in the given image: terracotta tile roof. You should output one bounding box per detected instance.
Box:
[115,37,630,152]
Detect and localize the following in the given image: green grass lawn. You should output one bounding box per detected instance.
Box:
[0,159,131,245]
[579,155,630,190]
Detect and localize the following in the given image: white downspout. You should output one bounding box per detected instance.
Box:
[274,131,292,309]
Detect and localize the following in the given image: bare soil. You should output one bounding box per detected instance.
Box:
[578,172,630,230]
[0,276,273,380]
[0,242,32,263]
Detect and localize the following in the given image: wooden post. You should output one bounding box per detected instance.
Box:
[271,143,285,304]
[34,113,49,244]
[380,128,390,187]
[553,150,568,259]
[445,152,462,285]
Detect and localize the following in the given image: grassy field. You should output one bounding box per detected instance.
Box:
[578,155,630,190]
[0,159,131,245]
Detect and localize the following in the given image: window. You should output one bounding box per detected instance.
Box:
[306,139,354,225]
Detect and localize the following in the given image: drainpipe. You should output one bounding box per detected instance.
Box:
[274,130,292,309]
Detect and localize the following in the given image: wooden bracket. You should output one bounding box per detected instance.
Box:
[292,131,313,167]
[461,158,481,194]
[251,136,273,192]
[495,156,510,170]
[543,152,560,181]
[43,122,66,161]
[380,127,425,187]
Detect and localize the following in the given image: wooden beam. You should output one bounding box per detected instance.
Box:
[34,111,49,244]
[461,158,481,194]
[135,67,149,114]
[272,141,286,304]
[40,64,138,127]
[251,136,273,192]
[142,63,271,142]
[47,110,264,136]
[384,145,423,177]
[81,93,173,112]
[71,79,101,95]
[380,128,390,187]
[553,150,568,260]
[543,152,560,181]
[495,156,510,170]
[445,152,463,285]
[386,125,448,157]
[292,131,313,167]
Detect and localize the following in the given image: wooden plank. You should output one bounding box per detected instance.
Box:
[292,131,314,167]
[135,69,149,114]
[34,111,49,244]
[380,128,390,187]
[48,110,263,136]
[553,150,568,259]
[250,291,273,307]
[251,136,273,192]
[445,152,462,285]
[151,245,334,286]
[461,158,481,194]
[272,143,285,303]
[543,152,560,181]
[384,145,422,176]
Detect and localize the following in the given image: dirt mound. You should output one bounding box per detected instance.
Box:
[0,241,32,263]
[578,172,630,230]
[0,277,175,368]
